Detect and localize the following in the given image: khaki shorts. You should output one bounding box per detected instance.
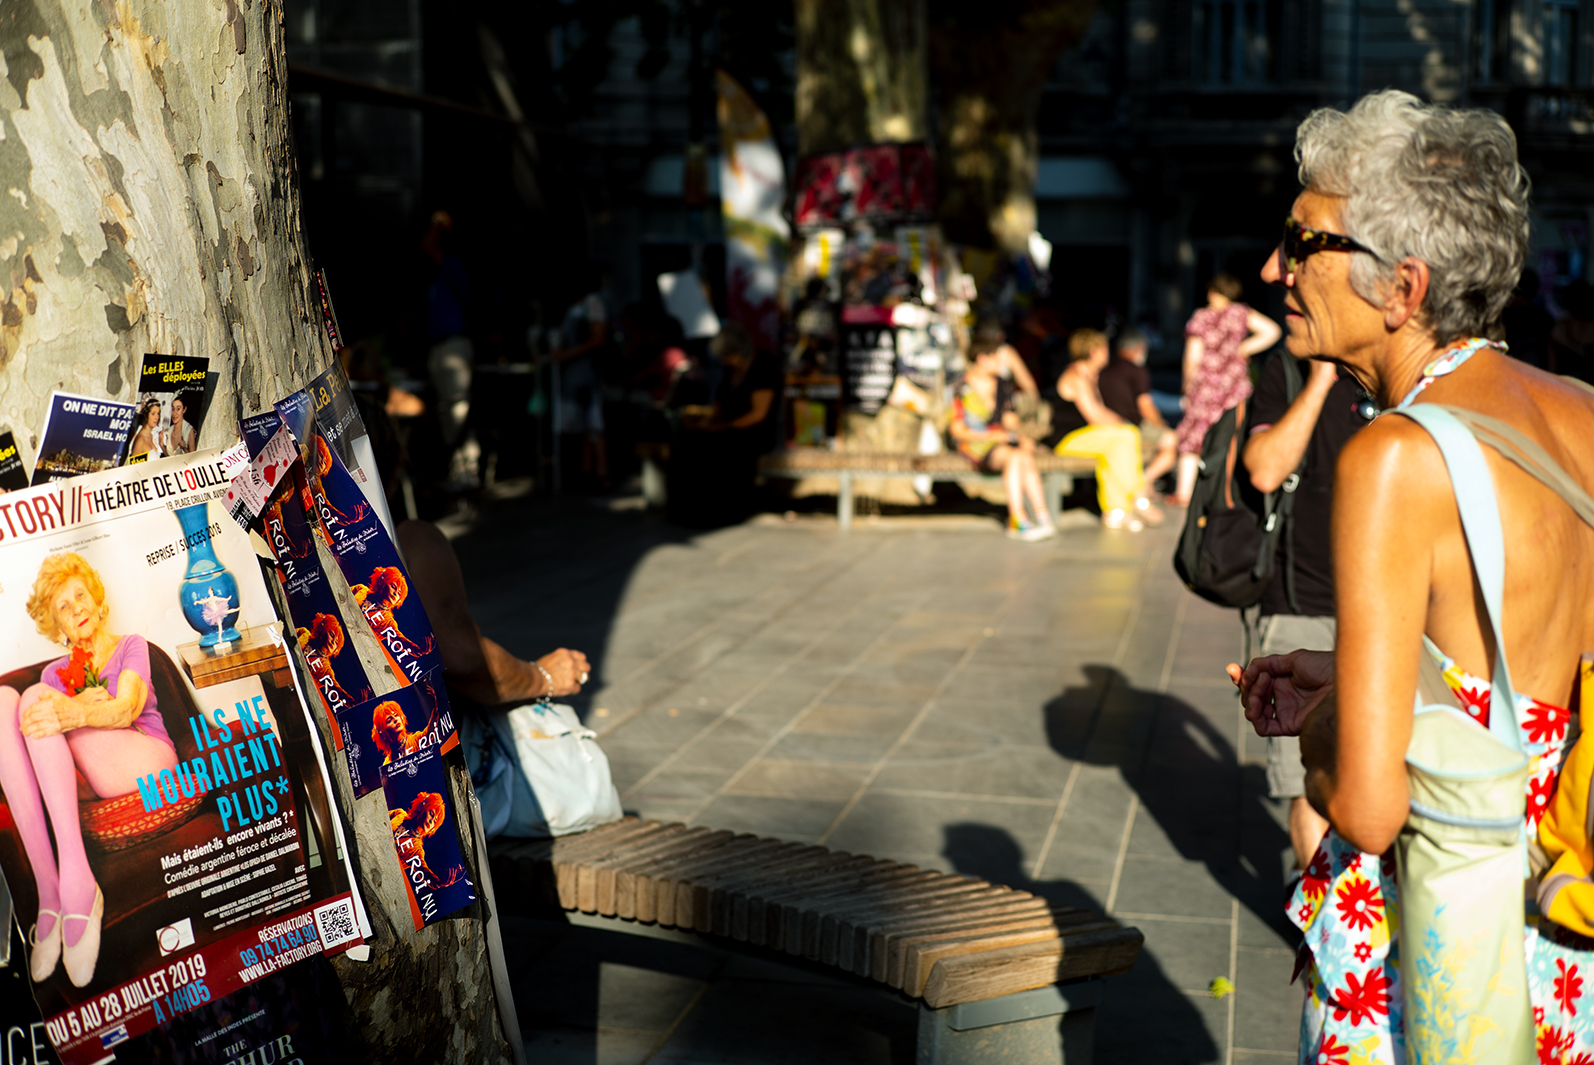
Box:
[1241,613,1336,799]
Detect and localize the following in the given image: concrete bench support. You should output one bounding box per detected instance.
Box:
[916,980,1101,1064]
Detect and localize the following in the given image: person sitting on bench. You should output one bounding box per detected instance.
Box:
[1051,329,1165,532]
[950,337,1057,541]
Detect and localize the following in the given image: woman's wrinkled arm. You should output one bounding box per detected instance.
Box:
[1321,419,1443,853]
[21,674,144,736]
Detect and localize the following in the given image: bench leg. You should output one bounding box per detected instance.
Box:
[1042,472,1064,528]
[915,981,1101,1065]
[838,471,853,533]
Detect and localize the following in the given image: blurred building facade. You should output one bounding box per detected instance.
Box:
[1041,0,1594,372]
[278,2,1594,377]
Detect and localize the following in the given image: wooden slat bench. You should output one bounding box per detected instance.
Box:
[757,447,1097,531]
[490,818,1143,1064]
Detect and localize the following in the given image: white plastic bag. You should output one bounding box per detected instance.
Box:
[508,702,623,837]
[464,700,623,839]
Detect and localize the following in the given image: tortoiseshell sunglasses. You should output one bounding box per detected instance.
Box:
[1280,217,1378,276]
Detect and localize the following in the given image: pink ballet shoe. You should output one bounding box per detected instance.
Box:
[61,886,103,988]
[28,909,61,982]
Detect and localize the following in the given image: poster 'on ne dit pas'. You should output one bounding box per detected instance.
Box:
[0,448,369,1065]
[31,393,136,486]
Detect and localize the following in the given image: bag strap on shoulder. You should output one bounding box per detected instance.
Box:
[1431,405,1594,532]
[1250,353,1308,610]
[1395,404,1521,753]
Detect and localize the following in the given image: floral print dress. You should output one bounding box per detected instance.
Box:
[1290,649,1577,1065]
[1178,302,1253,455]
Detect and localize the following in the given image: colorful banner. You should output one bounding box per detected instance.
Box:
[0,449,368,1065]
[793,142,937,229]
[716,69,789,353]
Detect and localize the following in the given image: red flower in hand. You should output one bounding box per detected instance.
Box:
[1331,968,1390,1027]
[54,645,103,695]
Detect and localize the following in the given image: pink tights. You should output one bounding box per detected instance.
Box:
[0,684,98,947]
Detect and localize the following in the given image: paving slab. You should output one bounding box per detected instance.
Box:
[458,499,1302,1063]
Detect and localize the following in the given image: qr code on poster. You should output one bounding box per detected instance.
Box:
[313,898,361,951]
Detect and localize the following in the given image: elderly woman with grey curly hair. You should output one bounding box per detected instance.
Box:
[1225,90,1594,1062]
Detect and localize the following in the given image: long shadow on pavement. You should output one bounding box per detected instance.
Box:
[943,822,1220,1064]
[1045,664,1295,937]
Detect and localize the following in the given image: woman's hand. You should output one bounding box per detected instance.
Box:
[21,690,82,737]
[1227,649,1335,737]
[537,648,592,697]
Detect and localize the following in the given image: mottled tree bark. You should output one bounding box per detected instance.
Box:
[929,0,1097,253]
[794,0,927,155]
[0,2,508,1061]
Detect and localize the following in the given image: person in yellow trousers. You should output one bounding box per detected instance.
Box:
[1051,329,1165,531]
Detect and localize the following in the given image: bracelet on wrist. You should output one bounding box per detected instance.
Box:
[533,660,555,697]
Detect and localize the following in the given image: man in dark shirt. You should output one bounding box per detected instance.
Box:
[1097,329,1177,489]
[1240,352,1367,873]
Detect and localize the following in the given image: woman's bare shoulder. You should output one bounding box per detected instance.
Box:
[1336,409,1449,499]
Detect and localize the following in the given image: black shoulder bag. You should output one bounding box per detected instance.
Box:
[1173,353,1304,611]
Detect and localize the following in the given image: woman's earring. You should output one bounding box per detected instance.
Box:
[98,607,107,619]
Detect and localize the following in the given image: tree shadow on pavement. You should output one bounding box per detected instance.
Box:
[448,494,696,722]
[943,822,1220,1065]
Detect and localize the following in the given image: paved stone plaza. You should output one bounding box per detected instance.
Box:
[454,498,1306,1064]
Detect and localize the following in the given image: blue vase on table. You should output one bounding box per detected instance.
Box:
[175,502,241,650]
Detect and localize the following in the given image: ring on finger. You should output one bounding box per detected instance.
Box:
[580,671,589,684]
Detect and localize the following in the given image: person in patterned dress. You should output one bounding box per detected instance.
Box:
[1171,274,1282,503]
[1229,89,1594,1063]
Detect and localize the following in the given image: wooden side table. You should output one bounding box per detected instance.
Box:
[176,624,292,690]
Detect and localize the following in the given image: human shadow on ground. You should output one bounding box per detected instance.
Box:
[1044,664,1296,940]
[943,822,1220,1065]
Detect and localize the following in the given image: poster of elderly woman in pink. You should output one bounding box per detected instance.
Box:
[0,448,367,1065]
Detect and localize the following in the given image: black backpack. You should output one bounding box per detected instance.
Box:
[1173,353,1304,611]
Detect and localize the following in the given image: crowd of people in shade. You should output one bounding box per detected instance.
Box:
[347,183,1594,541]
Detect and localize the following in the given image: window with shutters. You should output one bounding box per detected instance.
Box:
[1193,0,1281,85]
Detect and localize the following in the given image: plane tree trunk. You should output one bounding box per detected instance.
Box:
[0,2,510,1061]
[929,0,1097,253]
[794,0,928,156]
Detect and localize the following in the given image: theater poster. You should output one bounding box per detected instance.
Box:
[0,449,369,1065]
